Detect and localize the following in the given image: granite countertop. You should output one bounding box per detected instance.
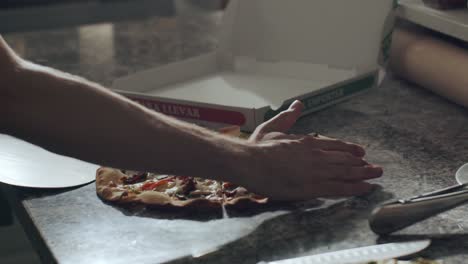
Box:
[4,1,468,263]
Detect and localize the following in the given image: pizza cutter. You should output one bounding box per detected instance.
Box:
[369,163,468,235]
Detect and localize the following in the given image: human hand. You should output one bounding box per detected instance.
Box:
[242,100,382,201]
[0,35,20,77]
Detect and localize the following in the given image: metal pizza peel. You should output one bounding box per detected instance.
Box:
[0,134,98,188]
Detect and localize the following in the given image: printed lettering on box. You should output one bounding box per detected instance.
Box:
[128,97,246,126]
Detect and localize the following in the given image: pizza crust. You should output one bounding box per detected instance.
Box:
[96,168,134,202]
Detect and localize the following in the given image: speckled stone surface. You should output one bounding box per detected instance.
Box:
[4,1,468,263]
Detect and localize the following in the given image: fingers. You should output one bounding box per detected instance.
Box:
[304,136,365,157]
[261,132,301,141]
[318,182,377,197]
[260,100,304,134]
[0,35,13,59]
[324,165,383,181]
[250,100,304,142]
[262,133,365,157]
[315,150,367,166]
[261,134,366,157]
[0,35,19,69]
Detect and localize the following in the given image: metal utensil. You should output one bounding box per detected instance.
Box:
[0,134,98,188]
[369,163,468,235]
[262,240,431,264]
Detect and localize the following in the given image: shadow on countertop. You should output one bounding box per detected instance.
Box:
[162,187,393,264]
[109,196,325,222]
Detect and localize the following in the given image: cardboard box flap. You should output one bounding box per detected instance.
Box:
[220,0,394,72]
[115,54,357,110]
[114,52,218,92]
[234,57,357,82]
[128,70,336,110]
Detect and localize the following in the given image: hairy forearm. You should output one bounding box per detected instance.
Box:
[0,35,384,200]
[2,61,252,181]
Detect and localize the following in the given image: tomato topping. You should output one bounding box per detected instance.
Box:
[141,177,173,191]
[252,194,266,200]
[223,182,237,189]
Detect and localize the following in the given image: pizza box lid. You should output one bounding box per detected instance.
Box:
[0,134,98,188]
[113,0,395,129]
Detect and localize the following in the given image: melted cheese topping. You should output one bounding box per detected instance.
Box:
[121,172,224,200]
[163,182,181,195]
[196,179,221,193]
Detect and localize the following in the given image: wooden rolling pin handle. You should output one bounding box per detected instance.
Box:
[390,26,468,108]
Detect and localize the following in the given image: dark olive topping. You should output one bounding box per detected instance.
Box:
[178,178,196,195]
[123,172,148,185]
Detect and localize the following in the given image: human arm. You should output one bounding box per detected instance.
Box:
[0,35,382,200]
[0,36,248,182]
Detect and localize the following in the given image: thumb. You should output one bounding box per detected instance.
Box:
[0,35,18,65]
[261,100,304,133]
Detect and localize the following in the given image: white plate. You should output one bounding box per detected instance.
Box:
[0,134,98,188]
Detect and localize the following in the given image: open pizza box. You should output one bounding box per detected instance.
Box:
[113,0,395,132]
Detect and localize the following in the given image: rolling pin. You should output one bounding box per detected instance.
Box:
[390,26,468,108]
